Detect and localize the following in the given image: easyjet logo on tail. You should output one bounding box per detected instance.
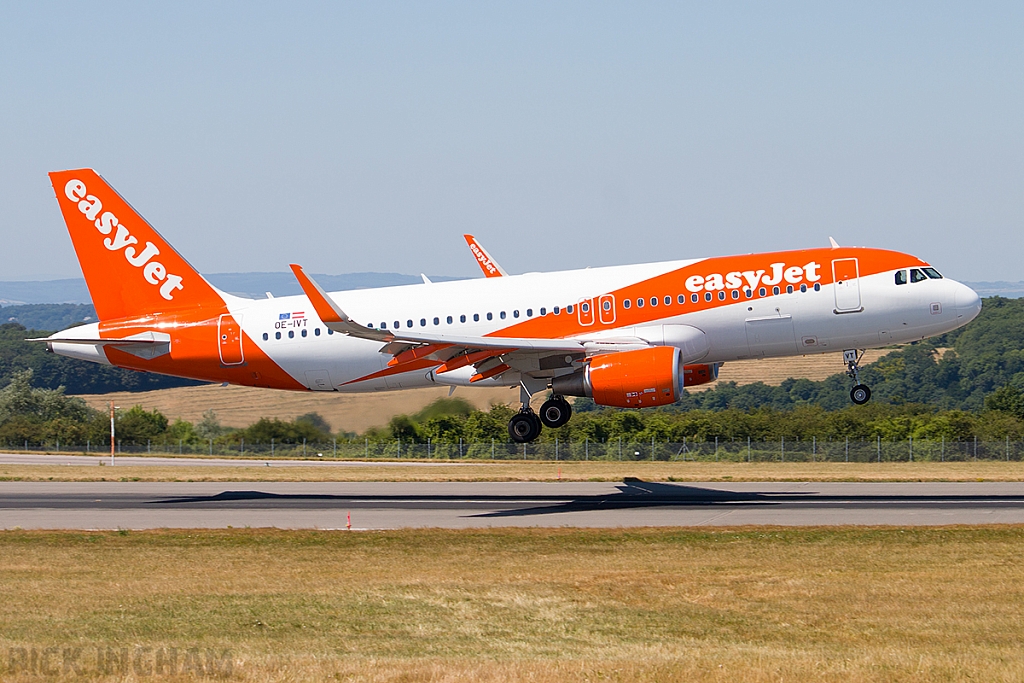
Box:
[63,179,184,301]
[469,243,500,276]
[685,261,822,293]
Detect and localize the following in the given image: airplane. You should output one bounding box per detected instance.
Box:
[37,169,983,443]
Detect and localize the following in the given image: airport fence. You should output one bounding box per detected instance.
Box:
[5,436,1024,462]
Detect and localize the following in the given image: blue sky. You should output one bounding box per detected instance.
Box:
[1,2,1021,281]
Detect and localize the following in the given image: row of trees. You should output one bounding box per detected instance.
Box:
[5,365,1024,451]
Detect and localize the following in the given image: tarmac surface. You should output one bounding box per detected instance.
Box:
[4,480,1024,529]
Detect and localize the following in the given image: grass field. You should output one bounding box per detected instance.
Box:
[1,526,1022,682]
[4,459,1024,482]
[73,350,892,431]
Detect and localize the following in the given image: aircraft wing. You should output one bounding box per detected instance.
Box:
[290,264,647,383]
[463,234,508,277]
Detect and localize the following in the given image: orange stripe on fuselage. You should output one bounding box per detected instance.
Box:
[488,247,924,340]
[98,311,306,390]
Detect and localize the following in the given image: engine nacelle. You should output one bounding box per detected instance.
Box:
[551,346,682,409]
[682,363,719,388]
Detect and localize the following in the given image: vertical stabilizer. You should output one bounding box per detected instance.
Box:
[48,169,224,321]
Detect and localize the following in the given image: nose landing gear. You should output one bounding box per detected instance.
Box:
[845,349,872,405]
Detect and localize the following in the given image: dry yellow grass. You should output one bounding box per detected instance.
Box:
[1,526,1022,682]
[73,350,894,431]
[5,460,1024,482]
[75,384,521,432]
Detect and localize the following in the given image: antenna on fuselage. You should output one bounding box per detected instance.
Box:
[829,236,841,249]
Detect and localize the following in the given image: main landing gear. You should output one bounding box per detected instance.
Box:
[845,349,872,405]
[508,386,573,443]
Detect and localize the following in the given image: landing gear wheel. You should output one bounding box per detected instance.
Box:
[850,384,871,405]
[508,411,542,443]
[539,397,572,429]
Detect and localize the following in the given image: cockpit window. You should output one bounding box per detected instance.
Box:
[895,270,907,285]
[922,267,943,279]
[910,268,927,283]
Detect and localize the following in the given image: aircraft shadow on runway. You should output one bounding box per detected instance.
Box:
[142,478,1024,518]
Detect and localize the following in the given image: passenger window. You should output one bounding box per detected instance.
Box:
[474,314,480,322]
[650,297,657,307]
[460,315,466,323]
[500,311,506,319]
[526,309,532,317]
[275,331,281,340]
[704,292,712,302]
[447,316,453,324]
[394,321,400,328]
[623,299,631,309]
[288,330,294,339]
[800,284,807,293]
[718,291,726,300]
[420,319,426,327]
[554,306,560,315]
[567,305,574,314]
[328,329,334,335]
[678,294,685,304]
[407,319,414,328]
[745,289,753,298]
[895,270,907,285]
[813,283,821,291]
[759,287,767,297]
[731,290,739,299]
[262,332,269,341]
[433,317,439,325]
[602,300,611,311]
[923,267,943,279]
[910,268,927,283]
[691,294,698,303]
[581,302,590,313]
[539,307,546,315]
[773,286,780,295]
[487,312,493,321]
[786,285,793,294]
[512,310,518,318]
[637,298,644,308]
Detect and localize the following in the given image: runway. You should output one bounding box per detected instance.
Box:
[4,479,1024,529]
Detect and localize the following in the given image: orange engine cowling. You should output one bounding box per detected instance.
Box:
[551,346,682,409]
[682,363,719,388]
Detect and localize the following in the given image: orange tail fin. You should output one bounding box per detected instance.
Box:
[48,169,225,321]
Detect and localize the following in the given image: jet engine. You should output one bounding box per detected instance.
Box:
[551,347,720,408]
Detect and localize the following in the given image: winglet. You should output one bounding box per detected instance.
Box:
[289,264,391,341]
[829,236,840,249]
[463,234,509,277]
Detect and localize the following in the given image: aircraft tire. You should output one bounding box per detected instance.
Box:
[539,397,572,429]
[850,384,872,405]
[508,411,542,443]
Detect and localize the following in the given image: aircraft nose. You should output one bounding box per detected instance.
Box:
[954,283,982,323]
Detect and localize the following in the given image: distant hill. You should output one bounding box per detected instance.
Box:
[0,272,467,306]
[962,281,1024,299]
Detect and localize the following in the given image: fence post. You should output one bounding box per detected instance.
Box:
[87,439,90,453]
[147,439,150,455]
[586,437,589,461]
[179,439,182,455]
[974,436,978,460]
[492,438,495,459]
[333,437,337,458]
[845,436,849,463]
[459,438,463,459]
[209,438,212,456]
[781,436,785,463]
[651,437,655,461]
[365,438,368,459]
[618,437,622,461]
[715,436,718,462]
[747,436,751,462]
[428,437,431,459]
[396,439,400,459]
[909,436,913,462]
[812,436,816,462]
[1007,435,1010,461]
[877,435,881,463]
[555,437,559,461]
[941,435,944,462]
[241,437,244,455]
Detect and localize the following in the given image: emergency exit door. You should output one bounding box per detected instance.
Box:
[218,314,244,365]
